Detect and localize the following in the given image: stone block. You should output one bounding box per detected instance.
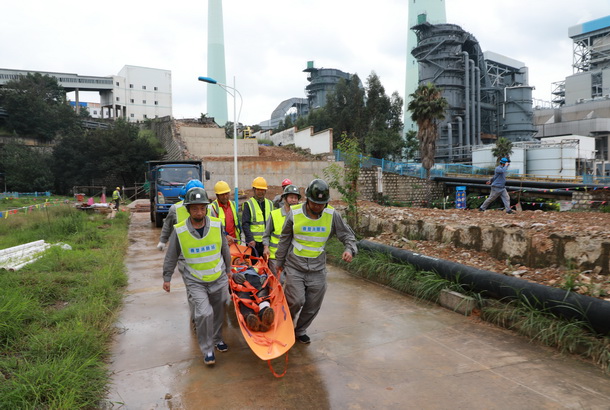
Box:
[439,289,476,316]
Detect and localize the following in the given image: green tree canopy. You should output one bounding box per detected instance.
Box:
[0,142,54,192]
[0,73,80,141]
[491,137,514,163]
[52,120,164,193]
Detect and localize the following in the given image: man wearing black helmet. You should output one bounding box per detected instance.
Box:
[161,187,233,366]
[275,179,357,344]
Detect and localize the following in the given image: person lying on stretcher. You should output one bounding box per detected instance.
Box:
[232,267,276,332]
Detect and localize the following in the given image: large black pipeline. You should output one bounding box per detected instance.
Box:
[433,175,606,190]
[359,240,610,335]
[442,181,573,196]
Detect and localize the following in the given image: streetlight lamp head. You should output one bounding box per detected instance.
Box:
[198,76,217,84]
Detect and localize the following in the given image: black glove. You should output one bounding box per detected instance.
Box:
[232,271,246,284]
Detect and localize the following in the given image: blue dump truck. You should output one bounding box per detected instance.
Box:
[146,160,209,227]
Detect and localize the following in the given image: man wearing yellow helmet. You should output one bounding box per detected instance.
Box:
[209,181,241,245]
[242,176,273,256]
[112,187,121,210]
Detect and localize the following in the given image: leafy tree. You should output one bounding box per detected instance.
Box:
[0,141,54,192]
[323,134,362,226]
[0,73,80,141]
[407,82,448,179]
[325,75,366,148]
[404,130,419,162]
[53,119,163,193]
[491,137,514,164]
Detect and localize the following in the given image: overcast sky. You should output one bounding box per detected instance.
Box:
[2,1,608,125]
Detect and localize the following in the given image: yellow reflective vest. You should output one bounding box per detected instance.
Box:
[175,201,190,223]
[112,190,120,200]
[245,197,272,242]
[210,199,241,239]
[175,217,224,282]
[268,208,287,259]
[291,205,334,258]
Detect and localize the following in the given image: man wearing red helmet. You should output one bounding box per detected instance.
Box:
[273,178,293,209]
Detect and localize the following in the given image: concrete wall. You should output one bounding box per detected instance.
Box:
[180,126,258,157]
[269,126,333,154]
[357,168,444,205]
[205,159,342,198]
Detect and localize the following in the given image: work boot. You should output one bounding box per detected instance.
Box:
[478,207,485,212]
[506,210,514,214]
[246,313,262,332]
[260,307,275,327]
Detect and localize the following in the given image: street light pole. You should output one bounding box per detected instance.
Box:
[198,75,242,210]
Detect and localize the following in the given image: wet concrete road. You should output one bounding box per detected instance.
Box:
[106,210,610,409]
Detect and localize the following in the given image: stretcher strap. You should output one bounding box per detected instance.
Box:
[267,353,289,378]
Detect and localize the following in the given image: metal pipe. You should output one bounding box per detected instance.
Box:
[462,52,470,148]
[447,122,453,162]
[475,66,481,145]
[470,60,476,147]
[456,116,463,157]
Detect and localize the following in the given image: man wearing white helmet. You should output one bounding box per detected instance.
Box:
[275,179,357,344]
[162,187,232,366]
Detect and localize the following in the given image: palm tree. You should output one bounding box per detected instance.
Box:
[491,137,513,164]
[407,82,448,179]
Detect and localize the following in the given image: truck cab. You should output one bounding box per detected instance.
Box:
[146,160,209,227]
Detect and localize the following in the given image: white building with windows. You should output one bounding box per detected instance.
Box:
[0,65,172,122]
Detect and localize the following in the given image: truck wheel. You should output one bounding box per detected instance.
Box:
[155,212,164,228]
[150,209,155,223]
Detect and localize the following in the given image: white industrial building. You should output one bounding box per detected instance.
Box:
[0,65,172,122]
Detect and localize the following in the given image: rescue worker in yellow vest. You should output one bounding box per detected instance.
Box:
[262,184,301,280]
[157,179,204,251]
[208,181,241,245]
[242,176,273,257]
[275,179,357,344]
[112,187,121,210]
[162,187,232,365]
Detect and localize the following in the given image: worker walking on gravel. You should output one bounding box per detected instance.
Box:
[275,179,357,344]
[479,157,513,214]
[263,184,301,280]
[162,187,232,365]
[157,179,204,251]
[242,176,273,257]
[209,180,241,245]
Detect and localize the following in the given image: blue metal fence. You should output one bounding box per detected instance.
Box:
[0,191,51,199]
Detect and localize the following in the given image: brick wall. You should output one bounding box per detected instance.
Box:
[573,189,610,210]
[358,167,444,206]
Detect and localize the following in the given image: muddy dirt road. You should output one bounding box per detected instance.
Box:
[104,209,610,409]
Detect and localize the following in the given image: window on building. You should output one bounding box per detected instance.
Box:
[93,110,98,115]
[129,84,133,88]
[130,113,135,118]
[154,101,158,105]
[130,99,134,103]
[116,97,119,101]
[144,115,148,119]
[116,81,119,86]
[592,72,603,97]
[143,100,146,104]
[142,85,147,90]
[154,86,158,91]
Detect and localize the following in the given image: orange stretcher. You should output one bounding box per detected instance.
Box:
[229,243,295,377]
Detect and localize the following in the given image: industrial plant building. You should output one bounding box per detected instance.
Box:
[534,15,610,177]
[0,65,172,122]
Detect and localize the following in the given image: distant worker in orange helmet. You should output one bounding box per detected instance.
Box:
[208,181,241,245]
[273,178,293,209]
[242,176,273,257]
[112,187,121,210]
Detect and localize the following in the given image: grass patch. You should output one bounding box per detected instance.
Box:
[326,237,610,374]
[0,204,129,408]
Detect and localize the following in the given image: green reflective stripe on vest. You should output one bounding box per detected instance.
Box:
[175,218,224,282]
[246,197,272,242]
[211,200,241,239]
[175,201,189,223]
[268,208,286,259]
[291,206,334,258]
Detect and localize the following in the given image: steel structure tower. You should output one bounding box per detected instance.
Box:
[207,0,228,125]
[569,15,610,74]
[403,0,446,138]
